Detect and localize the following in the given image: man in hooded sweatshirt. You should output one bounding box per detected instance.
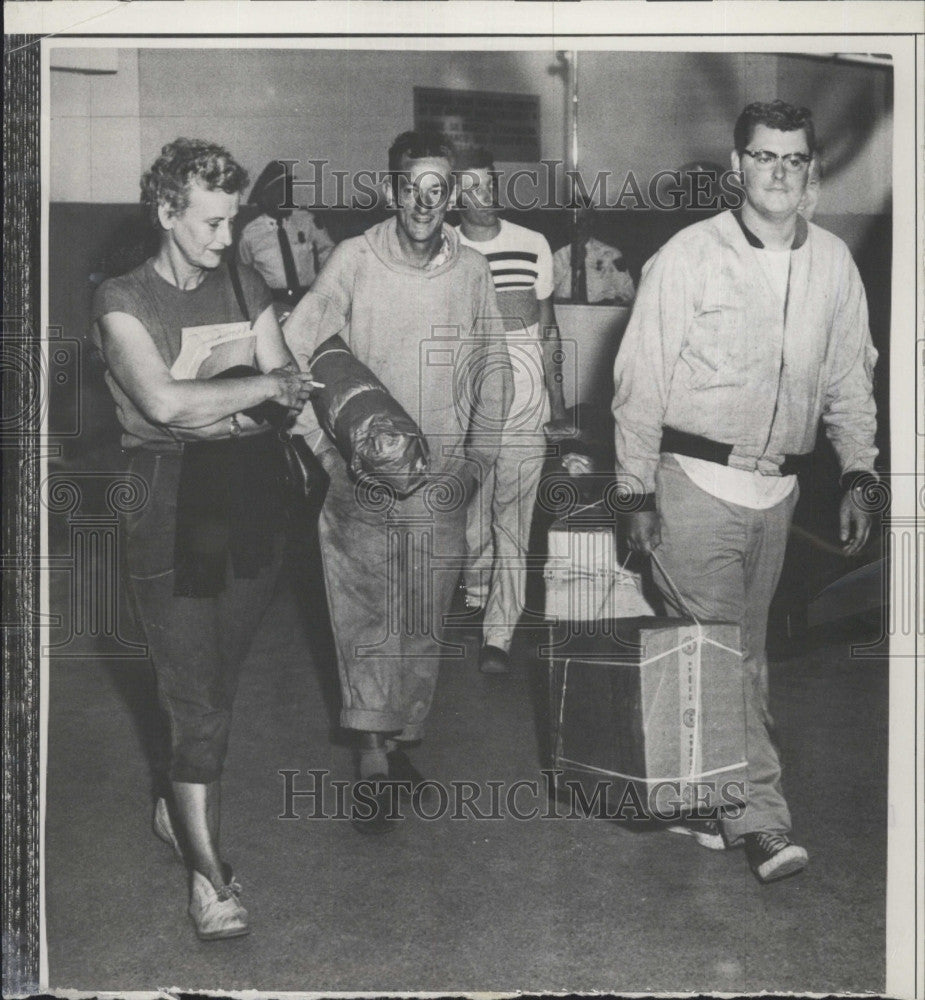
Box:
[284,130,511,832]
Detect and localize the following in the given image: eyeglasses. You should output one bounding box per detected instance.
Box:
[741,149,812,172]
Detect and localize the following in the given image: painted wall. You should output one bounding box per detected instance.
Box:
[50,48,142,203]
[576,51,891,215]
[774,54,892,217]
[50,47,891,214]
[135,48,565,206]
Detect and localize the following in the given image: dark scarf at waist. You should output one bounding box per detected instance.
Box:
[173,433,285,598]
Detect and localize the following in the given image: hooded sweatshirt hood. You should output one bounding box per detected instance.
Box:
[363,217,462,277]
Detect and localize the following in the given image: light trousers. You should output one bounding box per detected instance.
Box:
[465,340,551,652]
[464,441,548,652]
[653,454,797,841]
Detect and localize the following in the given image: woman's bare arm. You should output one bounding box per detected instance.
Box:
[98,310,316,429]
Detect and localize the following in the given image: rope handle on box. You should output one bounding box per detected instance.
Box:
[562,498,605,520]
[650,550,701,627]
[618,549,703,631]
[553,512,705,630]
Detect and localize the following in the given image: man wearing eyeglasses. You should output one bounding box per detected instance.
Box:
[612,100,878,882]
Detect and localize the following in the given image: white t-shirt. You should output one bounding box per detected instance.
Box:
[674,247,795,510]
[457,219,554,431]
[456,219,554,303]
[755,247,791,304]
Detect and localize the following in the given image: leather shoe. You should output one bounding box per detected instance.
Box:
[479,644,510,675]
[351,774,400,835]
[386,748,424,785]
[387,748,442,812]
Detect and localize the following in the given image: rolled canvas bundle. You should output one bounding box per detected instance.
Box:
[310,334,429,496]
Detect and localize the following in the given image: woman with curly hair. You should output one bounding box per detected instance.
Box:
[92,138,319,939]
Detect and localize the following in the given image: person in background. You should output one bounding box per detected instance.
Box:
[238,159,335,322]
[678,160,731,211]
[613,100,877,883]
[455,147,573,674]
[284,130,511,832]
[92,139,317,938]
[799,153,823,221]
[553,206,635,305]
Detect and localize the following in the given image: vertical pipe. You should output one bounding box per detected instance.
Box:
[568,51,584,303]
[570,49,579,187]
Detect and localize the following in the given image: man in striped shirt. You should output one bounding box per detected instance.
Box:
[456,148,573,674]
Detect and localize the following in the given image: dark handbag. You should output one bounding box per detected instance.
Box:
[276,428,329,521]
[224,260,330,521]
[210,363,331,523]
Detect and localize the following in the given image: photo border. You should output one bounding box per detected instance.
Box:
[2,4,922,997]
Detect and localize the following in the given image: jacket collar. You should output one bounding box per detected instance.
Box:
[733,208,808,250]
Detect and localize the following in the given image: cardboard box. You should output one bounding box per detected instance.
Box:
[547,618,747,819]
[544,517,654,621]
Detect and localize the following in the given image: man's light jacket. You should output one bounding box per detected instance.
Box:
[612,209,878,498]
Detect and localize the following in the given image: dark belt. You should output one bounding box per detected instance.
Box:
[659,426,811,476]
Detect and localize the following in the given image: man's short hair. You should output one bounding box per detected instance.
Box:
[456,146,495,173]
[455,146,500,207]
[388,129,456,174]
[141,138,248,226]
[386,129,456,202]
[733,100,816,156]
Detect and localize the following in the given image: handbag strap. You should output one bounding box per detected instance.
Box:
[226,257,252,327]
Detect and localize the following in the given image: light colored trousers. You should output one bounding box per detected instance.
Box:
[464,441,548,651]
[653,454,797,841]
[465,346,551,652]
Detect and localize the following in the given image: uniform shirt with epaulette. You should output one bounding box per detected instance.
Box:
[237,208,335,292]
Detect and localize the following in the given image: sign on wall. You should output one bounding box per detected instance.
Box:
[414,86,541,161]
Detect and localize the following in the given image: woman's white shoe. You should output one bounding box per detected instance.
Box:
[188,870,249,940]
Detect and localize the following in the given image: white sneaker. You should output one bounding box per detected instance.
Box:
[666,819,726,851]
[153,798,183,861]
[188,870,249,940]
